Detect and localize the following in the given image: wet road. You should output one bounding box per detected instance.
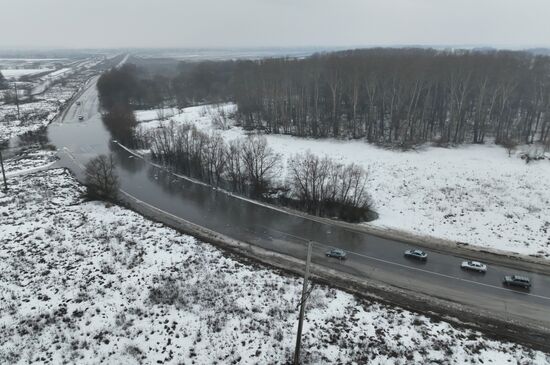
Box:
[47,78,550,330]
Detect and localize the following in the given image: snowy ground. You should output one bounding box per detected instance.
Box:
[3,149,57,177]
[135,107,180,123]
[136,104,550,259]
[0,58,97,144]
[0,58,68,82]
[1,155,548,364]
[0,100,60,142]
[0,68,54,79]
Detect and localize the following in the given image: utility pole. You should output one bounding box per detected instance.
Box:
[0,149,7,191]
[13,81,21,121]
[293,241,313,365]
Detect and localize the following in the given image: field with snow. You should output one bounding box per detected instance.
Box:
[0,68,54,79]
[0,58,98,144]
[1,154,548,364]
[136,104,550,259]
[3,149,57,176]
[0,100,60,143]
[0,58,68,82]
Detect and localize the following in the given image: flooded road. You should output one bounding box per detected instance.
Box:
[44,78,550,331]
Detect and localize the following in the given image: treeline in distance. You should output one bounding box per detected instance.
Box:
[98,49,550,149]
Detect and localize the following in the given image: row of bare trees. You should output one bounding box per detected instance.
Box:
[230,49,550,148]
[288,152,372,221]
[98,49,550,150]
[141,122,280,197]
[136,123,373,221]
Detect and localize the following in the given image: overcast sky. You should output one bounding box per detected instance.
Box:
[1,0,549,49]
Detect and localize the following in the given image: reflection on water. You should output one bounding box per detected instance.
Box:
[114,148,143,174]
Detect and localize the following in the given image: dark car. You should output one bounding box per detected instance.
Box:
[404,249,428,261]
[503,275,531,289]
[78,115,84,121]
[325,248,347,260]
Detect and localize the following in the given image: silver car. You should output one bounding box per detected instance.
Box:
[461,260,487,273]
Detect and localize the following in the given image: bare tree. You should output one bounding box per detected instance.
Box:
[204,133,227,185]
[241,135,280,197]
[501,137,519,157]
[84,154,119,200]
[288,152,373,220]
[223,139,245,193]
[0,71,8,90]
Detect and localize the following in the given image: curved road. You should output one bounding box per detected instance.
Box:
[48,78,550,334]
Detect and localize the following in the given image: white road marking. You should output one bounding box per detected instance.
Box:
[62,147,86,170]
[261,225,550,302]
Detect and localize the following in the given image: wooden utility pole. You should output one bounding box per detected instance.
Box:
[0,149,7,191]
[13,81,21,121]
[293,241,313,365]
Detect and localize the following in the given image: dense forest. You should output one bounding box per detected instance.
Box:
[100,49,550,149]
[231,49,550,147]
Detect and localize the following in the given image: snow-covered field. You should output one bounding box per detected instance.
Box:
[0,58,97,144]
[0,68,53,79]
[135,107,179,123]
[0,58,69,81]
[1,155,548,364]
[136,104,550,259]
[0,100,60,142]
[3,149,57,176]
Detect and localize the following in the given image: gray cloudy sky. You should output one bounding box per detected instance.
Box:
[1,0,549,49]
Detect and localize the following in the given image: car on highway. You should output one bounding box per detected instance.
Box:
[404,249,428,261]
[461,260,487,273]
[78,115,84,121]
[503,275,531,289]
[325,248,347,260]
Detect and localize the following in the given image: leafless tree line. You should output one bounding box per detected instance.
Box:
[137,124,373,221]
[231,49,550,149]
[141,122,280,198]
[288,152,372,220]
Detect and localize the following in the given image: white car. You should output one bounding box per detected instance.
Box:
[461,260,487,273]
